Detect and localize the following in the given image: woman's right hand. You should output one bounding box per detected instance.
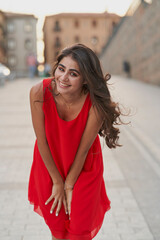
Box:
[45,181,68,216]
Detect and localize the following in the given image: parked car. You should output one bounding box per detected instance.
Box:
[0,63,11,85]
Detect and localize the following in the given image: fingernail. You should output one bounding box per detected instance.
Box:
[45,202,47,205]
[66,211,68,215]
[56,212,58,216]
[50,210,53,214]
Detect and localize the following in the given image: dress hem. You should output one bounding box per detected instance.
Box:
[29,199,111,240]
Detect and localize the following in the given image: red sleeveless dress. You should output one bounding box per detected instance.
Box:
[28,78,111,240]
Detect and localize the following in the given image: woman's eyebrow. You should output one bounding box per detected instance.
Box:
[58,63,80,75]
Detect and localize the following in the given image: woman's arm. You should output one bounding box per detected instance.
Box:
[30,81,63,184]
[65,105,103,187]
[30,81,67,215]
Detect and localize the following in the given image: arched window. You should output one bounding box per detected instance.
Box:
[7,22,15,33]
[53,21,61,32]
[74,20,79,28]
[74,36,80,43]
[8,55,17,67]
[55,51,59,58]
[54,37,61,48]
[7,38,16,50]
[25,39,33,50]
[112,22,116,28]
[92,20,97,27]
[24,21,32,32]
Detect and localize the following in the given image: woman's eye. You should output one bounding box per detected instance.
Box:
[70,72,77,77]
[59,67,64,71]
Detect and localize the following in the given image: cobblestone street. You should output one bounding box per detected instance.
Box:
[0,76,160,240]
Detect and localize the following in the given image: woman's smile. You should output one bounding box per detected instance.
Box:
[59,80,71,88]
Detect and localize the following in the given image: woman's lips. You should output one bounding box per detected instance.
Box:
[59,81,71,88]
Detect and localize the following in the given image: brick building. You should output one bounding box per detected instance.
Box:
[100,0,160,85]
[43,12,120,66]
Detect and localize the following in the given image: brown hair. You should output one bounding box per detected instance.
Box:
[51,43,129,149]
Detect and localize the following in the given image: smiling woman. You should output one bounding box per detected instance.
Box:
[28,43,127,240]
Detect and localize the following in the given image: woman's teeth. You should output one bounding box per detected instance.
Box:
[60,81,70,87]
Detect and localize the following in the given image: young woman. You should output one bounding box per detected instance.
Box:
[28,44,124,240]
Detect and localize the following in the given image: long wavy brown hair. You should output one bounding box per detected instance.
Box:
[51,43,128,149]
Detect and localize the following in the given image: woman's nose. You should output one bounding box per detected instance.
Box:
[60,72,69,82]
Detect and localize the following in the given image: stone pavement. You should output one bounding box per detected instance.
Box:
[0,76,160,240]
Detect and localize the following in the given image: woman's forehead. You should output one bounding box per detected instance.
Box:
[59,56,80,71]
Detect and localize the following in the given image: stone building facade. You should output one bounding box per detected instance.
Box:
[0,10,7,64]
[43,12,120,65]
[100,0,160,85]
[5,12,37,77]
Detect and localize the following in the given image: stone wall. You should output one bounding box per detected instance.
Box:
[100,0,160,85]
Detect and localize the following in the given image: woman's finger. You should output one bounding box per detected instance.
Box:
[63,197,68,215]
[68,198,71,216]
[65,189,73,217]
[55,199,62,216]
[50,198,58,214]
[45,194,55,205]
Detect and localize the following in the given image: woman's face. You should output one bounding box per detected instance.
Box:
[54,56,84,96]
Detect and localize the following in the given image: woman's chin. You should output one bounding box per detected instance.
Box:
[56,83,71,94]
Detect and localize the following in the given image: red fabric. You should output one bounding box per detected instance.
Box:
[28,78,111,240]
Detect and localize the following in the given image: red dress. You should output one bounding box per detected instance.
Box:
[28,78,111,240]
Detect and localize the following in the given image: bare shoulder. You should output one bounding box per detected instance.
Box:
[89,105,103,124]
[30,80,43,102]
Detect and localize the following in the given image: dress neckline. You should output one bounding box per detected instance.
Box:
[53,93,89,123]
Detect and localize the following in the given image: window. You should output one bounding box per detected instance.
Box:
[25,39,33,50]
[112,22,116,28]
[24,21,32,32]
[54,37,61,48]
[74,36,80,43]
[91,36,98,45]
[74,20,79,28]
[53,21,61,32]
[55,51,59,58]
[8,55,17,67]
[7,22,15,33]
[92,20,97,27]
[7,38,16,50]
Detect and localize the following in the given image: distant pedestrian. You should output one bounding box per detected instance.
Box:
[123,60,131,78]
[28,44,127,240]
[27,53,37,78]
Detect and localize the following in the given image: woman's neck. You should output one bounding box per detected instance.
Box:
[51,81,84,108]
[59,91,83,105]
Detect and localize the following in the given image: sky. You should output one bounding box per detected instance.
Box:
[0,0,134,62]
[0,0,134,17]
